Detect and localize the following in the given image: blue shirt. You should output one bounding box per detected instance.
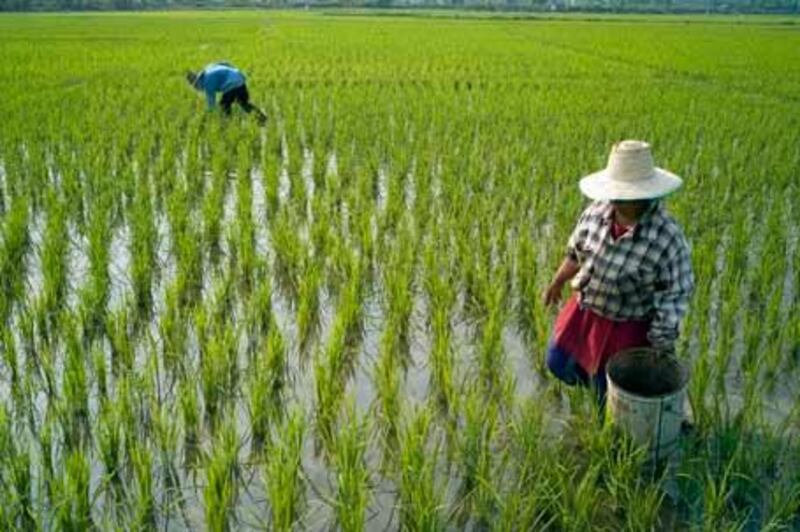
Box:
[194,62,246,109]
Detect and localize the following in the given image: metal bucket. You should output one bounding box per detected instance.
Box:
[606,348,689,463]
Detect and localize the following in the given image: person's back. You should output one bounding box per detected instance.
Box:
[186,61,267,124]
[200,64,245,94]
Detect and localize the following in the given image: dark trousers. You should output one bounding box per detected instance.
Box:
[220,84,267,122]
[546,339,608,405]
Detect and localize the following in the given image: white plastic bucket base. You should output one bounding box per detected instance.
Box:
[606,349,689,463]
[607,380,686,462]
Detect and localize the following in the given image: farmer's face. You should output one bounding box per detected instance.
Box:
[612,199,651,218]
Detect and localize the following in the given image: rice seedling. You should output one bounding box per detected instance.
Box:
[248,323,287,455]
[53,450,93,531]
[264,408,307,531]
[331,400,371,532]
[203,419,240,532]
[455,384,500,527]
[131,442,157,530]
[396,406,446,531]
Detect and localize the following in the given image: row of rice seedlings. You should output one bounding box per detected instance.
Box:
[38,191,69,338]
[160,283,188,381]
[264,408,306,531]
[296,260,322,357]
[131,442,157,530]
[260,118,283,217]
[179,375,202,472]
[314,256,365,456]
[203,419,240,532]
[421,234,461,454]
[198,309,239,434]
[248,322,287,455]
[129,171,158,325]
[0,404,36,530]
[61,316,90,452]
[96,398,125,516]
[242,272,272,361]
[232,141,257,296]
[53,450,93,530]
[381,218,416,368]
[78,190,112,340]
[106,306,135,381]
[396,406,446,531]
[286,129,308,218]
[455,384,501,527]
[373,330,402,471]
[0,195,30,325]
[270,206,306,305]
[203,153,229,268]
[331,401,370,532]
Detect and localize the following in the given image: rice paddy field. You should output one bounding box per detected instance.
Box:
[0,10,799,530]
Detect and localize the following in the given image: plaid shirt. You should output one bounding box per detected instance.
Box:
[565,200,694,350]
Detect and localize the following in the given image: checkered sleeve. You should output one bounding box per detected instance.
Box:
[648,231,695,350]
[565,206,591,263]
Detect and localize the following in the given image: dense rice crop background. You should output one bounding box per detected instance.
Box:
[0,11,799,530]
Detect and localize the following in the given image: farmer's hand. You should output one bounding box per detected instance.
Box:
[543,280,565,306]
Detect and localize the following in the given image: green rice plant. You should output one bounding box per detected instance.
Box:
[313,349,344,457]
[248,323,287,455]
[552,462,603,532]
[264,408,307,531]
[79,194,111,340]
[476,270,508,405]
[39,191,69,334]
[129,173,158,323]
[96,398,125,511]
[179,376,201,471]
[396,406,446,531]
[296,260,321,357]
[261,127,282,216]
[332,401,370,532]
[381,220,415,367]
[53,450,93,531]
[1,327,23,419]
[514,228,549,374]
[204,419,240,532]
[160,282,187,379]
[504,400,558,530]
[200,322,239,434]
[373,330,401,470]
[455,384,499,527]
[270,206,305,304]
[151,396,183,525]
[0,404,36,530]
[61,316,90,451]
[131,443,157,531]
[232,140,256,290]
[287,147,308,217]
[423,236,458,418]
[243,271,272,361]
[106,306,134,380]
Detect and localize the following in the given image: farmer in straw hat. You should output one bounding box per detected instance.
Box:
[543,140,695,400]
[186,61,267,125]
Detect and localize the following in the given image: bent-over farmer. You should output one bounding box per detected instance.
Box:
[543,140,694,400]
[186,62,267,124]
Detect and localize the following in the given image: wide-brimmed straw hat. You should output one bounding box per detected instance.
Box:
[579,140,683,201]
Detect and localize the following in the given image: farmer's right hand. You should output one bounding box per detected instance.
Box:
[543,281,564,306]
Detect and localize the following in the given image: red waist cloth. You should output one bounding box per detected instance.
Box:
[553,294,650,376]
